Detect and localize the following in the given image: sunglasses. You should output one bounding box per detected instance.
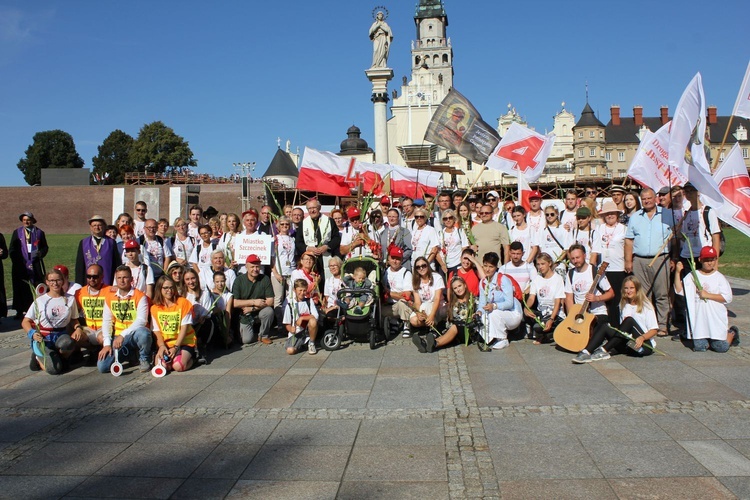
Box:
[442,216,454,221]
[545,213,556,217]
[585,191,595,195]
[86,274,100,279]
[480,211,492,215]
[415,264,428,270]
[136,209,147,212]
[414,215,426,219]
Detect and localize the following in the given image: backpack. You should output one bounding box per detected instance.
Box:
[702,207,725,256]
[195,241,218,261]
[139,234,164,247]
[495,272,523,302]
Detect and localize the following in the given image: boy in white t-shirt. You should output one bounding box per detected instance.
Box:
[382,246,413,336]
[283,279,319,355]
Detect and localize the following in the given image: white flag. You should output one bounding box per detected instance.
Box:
[732,61,750,119]
[627,121,687,191]
[712,143,750,238]
[486,122,555,183]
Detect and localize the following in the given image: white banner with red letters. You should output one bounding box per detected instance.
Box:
[486,122,555,183]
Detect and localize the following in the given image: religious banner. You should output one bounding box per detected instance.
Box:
[712,143,750,238]
[732,60,750,119]
[235,233,273,265]
[486,122,555,182]
[627,122,688,190]
[425,87,500,165]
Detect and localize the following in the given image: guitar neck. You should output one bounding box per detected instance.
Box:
[578,263,609,316]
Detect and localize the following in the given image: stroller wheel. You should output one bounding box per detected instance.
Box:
[322,329,341,351]
[369,329,377,350]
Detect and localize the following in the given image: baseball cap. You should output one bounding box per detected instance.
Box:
[380,195,391,205]
[699,246,718,260]
[413,199,426,207]
[123,239,140,251]
[486,190,500,200]
[576,207,592,217]
[53,265,69,278]
[529,190,542,199]
[388,246,404,258]
[346,207,361,219]
[657,186,670,196]
[245,254,262,265]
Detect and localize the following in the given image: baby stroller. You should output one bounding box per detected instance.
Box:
[321,256,383,350]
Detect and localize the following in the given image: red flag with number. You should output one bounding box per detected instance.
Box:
[486,122,555,182]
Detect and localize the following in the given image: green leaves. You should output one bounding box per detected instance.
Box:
[17,130,84,186]
[129,121,197,174]
[92,129,135,185]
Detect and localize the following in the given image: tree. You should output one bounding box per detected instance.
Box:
[92,129,135,184]
[130,121,197,174]
[17,130,85,185]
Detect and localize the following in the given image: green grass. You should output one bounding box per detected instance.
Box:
[719,227,750,280]
[3,234,84,301]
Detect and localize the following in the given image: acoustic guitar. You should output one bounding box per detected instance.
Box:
[553,262,609,352]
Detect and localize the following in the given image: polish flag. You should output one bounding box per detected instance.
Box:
[389,164,441,198]
[297,148,358,196]
[713,143,750,238]
[518,174,532,212]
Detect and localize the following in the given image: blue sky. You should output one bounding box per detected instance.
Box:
[1,0,748,186]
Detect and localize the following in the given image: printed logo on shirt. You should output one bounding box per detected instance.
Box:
[156,311,181,337]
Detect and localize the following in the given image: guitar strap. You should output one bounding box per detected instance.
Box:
[568,264,604,294]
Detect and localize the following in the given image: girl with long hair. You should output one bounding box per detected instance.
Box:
[151,275,197,372]
[413,275,474,353]
[525,253,565,344]
[407,256,446,335]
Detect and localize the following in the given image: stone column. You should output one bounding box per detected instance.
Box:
[365,68,394,164]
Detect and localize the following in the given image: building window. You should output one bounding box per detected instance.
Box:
[618,169,627,177]
[578,149,584,158]
[618,152,625,162]
[590,166,597,176]
[589,131,595,138]
[599,131,604,138]
[467,160,472,171]
[719,152,725,161]
[578,132,583,138]
[579,167,584,176]
[589,148,595,157]
[743,148,749,159]
[605,152,612,162]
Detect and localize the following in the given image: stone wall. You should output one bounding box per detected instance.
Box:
[0,183,266,234]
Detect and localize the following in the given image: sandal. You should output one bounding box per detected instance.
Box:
[656,330,669,337]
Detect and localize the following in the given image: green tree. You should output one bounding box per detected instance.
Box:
[130,121,197,174]
[17,130,85,185]
[92,129,135,184]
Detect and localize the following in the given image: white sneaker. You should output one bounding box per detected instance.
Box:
[590,347,611,361]
[491,339,509,350]
[308,343,317,355]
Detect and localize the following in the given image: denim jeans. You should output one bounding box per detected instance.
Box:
[692,338,730,353]
[97,327,153,373]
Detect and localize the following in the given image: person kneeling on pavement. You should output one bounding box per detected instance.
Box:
[23,269,83,374]
[476,252,522,350]
[284,279,319,355]
[97,265,153,373]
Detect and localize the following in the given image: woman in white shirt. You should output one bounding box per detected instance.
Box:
[407,256,446,335]
[590,201,628,326]
[436,209,469,278]
[170,218,196,267]
[525,253,566,345]
[217,213,241,269]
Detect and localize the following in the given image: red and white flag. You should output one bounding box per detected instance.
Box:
[297,147,358,196]
[486,122,555,183]
[627,121,688,190]
[389,164,441,198]
[732,60,750,120]
[518,174,532,212]
[713,143,750,238]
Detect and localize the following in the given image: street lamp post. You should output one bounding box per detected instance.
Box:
[233,162,256,212]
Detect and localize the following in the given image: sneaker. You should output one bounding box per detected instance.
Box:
[590,347,611,361]
[491,339,509,350]
[412,335,426,353]
[139,359,152,372]
[196,353,208,365]
[45,350,63,375]
[402,329,412,338]
[572,351,592,364]
[29,353,41,372]
[730,326,740,347]
[425,333,436,353]
[308,343,317,355]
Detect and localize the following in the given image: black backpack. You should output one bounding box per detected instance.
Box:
[702,207,725,256]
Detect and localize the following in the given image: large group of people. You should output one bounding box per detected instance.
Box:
[2,182,740,375]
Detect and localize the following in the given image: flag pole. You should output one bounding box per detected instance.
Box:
[710,115,734,173]
[462,163,487,202]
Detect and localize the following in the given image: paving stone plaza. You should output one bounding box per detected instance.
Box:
[1,278,750,499]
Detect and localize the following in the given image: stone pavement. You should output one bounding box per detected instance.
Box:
[0,278,750,499]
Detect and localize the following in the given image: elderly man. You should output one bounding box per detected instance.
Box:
[75,215,121,286]
[97,265,153,373]
[295,198,340,288]
[380,208,413,270]
[258,205,274,235]
[472,203,510,264]
[340,207,371,259]
[232,254,275,345]
[400,197,416,231]
[200,250,237,292]
[624,187,675,337]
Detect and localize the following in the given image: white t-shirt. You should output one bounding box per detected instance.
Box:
[620,302,658,349]
[571,227,595,256]
[538,226,570,263]
[133,220,146,239]
[529,273,566,317]
[283,297,319,335]
[560,209,578,232]
[199,267,236,295]
[415,272,445,303]
[172,235,196,263]
[323,275,344,307]
[384,267,412,303]
[274,234,296,276]
[25,294,79,330]
[509,225,539,261]
[340,226,373,259]
[527,211,546,235]
[591,223,627,271]
[142,237,173,275]
[128,263,154,293]
[411,225,439,263]
[189,242,216,271]
[676,270,732,340]
[564,264,612,316]
[202,289,233,314]
[186,291,210,321]
[499,261,538,294]
[438,228,469,268]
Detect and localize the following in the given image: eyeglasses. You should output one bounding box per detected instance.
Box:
[278,223,290,226]
[86,274,100,279]
[414,215,426,219]
[585,190,596,195]
[415,264,428,270]
[480,211,492,215]
[47,279,63,283]
[199,232,211,236]
[372,214,382,218]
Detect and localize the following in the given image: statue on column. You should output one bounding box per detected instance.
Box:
[369,9,393,68]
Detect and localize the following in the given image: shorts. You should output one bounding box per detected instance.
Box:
[285,335,308,351]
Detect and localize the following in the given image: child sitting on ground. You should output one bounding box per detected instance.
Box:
[283,279,319,355]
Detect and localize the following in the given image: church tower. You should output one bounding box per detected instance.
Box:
[387,0,455,172]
